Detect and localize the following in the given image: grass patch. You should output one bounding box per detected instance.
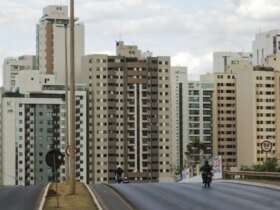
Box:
[44,182,97,210]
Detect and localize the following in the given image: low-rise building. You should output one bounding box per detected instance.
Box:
[2,55,37,91]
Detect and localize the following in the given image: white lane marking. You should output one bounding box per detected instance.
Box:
[84,184,104,210]
[38,183,51,210]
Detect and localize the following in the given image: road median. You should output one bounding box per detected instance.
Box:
[43,182,98,210]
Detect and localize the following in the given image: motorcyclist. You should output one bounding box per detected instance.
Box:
[115,165,123,184]
[200,160,213,187]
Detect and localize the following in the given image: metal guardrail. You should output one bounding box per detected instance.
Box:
[224,171,280,180]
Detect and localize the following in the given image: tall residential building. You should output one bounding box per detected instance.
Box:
[37,5,85,84]
[213,52,252,73]
[2,72,87,185]
[253,30,280,66]
[170,67,188,174]
[82,41,173,184]
[213,58,280,169]
[3,55,37,91]
[235,65,279,167]
[187,75,214,165]
[0,88,3,185]
[213,72,237,169]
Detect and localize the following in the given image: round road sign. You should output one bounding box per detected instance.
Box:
[261,141,273,152]
[45,149,65,169]
[65,145,77,156]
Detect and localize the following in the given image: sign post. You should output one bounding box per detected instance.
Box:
[46,149,65,208]
[261,140,273,161]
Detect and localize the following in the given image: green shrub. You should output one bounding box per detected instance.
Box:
[241,158,280,172]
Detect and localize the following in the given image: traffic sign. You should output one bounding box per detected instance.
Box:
[65,145,77,156]
[45,149,65,169]
[261,141,273,153]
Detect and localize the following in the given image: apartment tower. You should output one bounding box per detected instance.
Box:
[37,5,85,84]
[187,74,214,165]
[83,41,173,184]
[1,72,87,185]
[170,67,188,174]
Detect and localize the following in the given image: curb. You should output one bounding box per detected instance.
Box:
[38,183,51,210]
[218,180,280,191]
[84,184,103,210]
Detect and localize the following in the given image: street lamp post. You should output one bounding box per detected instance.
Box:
[64,22,69,183]
[69,0,76,194]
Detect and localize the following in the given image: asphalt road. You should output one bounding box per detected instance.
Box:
[91,184,135,210]
[97,182,280,210]
[0,185,44,210]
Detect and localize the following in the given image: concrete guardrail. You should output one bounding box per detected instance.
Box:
[224,171,280,180]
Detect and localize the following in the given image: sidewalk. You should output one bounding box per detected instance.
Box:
[43,182,97,210]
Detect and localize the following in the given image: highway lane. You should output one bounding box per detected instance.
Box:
[91,184,135,210]
[0,185,44,210]
[110,182,280,210]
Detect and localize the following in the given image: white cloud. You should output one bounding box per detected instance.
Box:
[172,52,212,80]
[234,0,280,20]
[1,0,280,85]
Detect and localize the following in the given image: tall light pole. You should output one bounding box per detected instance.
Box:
[69,0,76,194]
[64,23,69,182]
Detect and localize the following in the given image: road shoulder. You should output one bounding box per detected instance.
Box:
[217,180,280,191]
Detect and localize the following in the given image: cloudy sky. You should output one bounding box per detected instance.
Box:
[1,0,280,84]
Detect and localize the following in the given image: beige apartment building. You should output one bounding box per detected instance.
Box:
[213,58,280,169]
[213,72,237,169]
[82,42,173,184]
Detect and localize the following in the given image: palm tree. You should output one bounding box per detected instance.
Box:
[185,140,207,176]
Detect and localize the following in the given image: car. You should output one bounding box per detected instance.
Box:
[122,177,129,184]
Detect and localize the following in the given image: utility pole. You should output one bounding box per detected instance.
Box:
[69,0,76,194]
[64,23,69,181]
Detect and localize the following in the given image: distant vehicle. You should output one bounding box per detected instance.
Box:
[115,166,124,184]
[122,177,129,184]
[202,172,212,188]
[200,160,213,188]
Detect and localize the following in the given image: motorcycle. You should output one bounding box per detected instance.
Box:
[202,172,212,188]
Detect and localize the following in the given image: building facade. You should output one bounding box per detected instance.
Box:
[170,67,188,174]
[3,55,37,91]
[82,42,173,184]
[253,30,280,66]
[213,58,280,169]
[0,88,3,185]
[213,52,252,73]
[213,72,237,169]
[1,83,87,186]
[37,5,85,84]
[187,76,213,166]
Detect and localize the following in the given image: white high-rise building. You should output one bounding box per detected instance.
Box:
[170,67,188,174]
[253,30,280,66]
[3,55,37,91]
[37,5,85,84]
[187,75,214,168]
[213,52,252,73]
[0,88,3,185]
[2,72,87,186]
